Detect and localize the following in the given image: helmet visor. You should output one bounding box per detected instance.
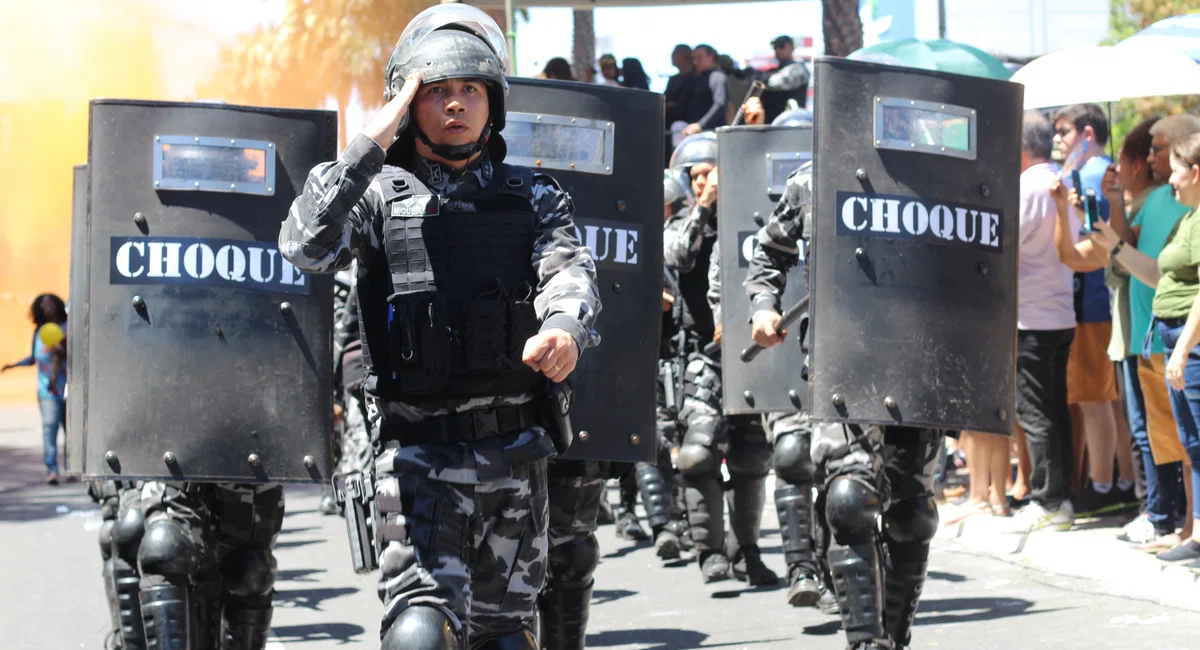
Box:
[394,5,509,73]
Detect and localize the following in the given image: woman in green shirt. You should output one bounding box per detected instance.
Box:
[1090,132,1200,566]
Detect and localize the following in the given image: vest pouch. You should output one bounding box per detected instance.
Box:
[386,291,451,395]
[461,300,511,372]
[508,301,541,364]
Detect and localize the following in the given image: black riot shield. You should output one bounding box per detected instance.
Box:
[809,58,1022,435]
[505,78,664,463]
[716,125,812,414]
[66,163,88,473]
[81,100,338,481]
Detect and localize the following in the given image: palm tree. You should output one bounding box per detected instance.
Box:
[571,10,595,82]
[821,0,863,56]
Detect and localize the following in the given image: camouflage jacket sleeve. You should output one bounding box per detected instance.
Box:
[530,175,602,355]
[707,239,722,324]
[663,204,714,272]
[745,166,810,316]
[278,133,385,274]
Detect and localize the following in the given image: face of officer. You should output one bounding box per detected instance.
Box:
[413,78,490,160]
[690,162,714,196]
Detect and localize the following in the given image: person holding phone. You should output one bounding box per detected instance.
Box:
[1087,133,1200,571]
[1048,104,1138,522]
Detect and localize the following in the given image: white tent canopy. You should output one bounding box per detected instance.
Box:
[1010,44,1200,109]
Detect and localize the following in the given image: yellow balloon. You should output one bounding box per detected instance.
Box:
[39,323,65,348]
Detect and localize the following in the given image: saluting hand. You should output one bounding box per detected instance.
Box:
[364,71,423,150]
[522,329,580,383]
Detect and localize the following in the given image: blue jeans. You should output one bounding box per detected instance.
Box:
[38,396,64,475]
[1123,358,1183,532]
[1156,320,1200,519]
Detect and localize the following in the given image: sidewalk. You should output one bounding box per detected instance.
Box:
[0,403,54,493]
[935,503,1200,612]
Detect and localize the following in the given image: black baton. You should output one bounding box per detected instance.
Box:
[729,80,766,127]
[741,294,809,363]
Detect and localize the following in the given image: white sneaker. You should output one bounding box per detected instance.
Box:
[1118,514,1158,544]
[1009,500,1074,533]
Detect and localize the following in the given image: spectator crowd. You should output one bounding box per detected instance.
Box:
[942,102,1200,575]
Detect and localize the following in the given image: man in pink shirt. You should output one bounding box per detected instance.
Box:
[1011,112,1081,532]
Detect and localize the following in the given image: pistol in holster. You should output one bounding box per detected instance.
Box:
[539,379,575,455]
[333,469,380,574]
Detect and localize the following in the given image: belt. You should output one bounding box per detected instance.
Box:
[379,402,541,446]
[1159,316,1188,328]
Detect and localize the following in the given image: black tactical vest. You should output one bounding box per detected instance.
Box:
[358,163,544,401]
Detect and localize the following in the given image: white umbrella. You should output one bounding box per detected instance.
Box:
[1010,44,1200,109]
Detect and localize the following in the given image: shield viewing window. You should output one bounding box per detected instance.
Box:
[873,97,976,160]
[503,113,615,175]
[765,151,811,196]
[153,135,276,195]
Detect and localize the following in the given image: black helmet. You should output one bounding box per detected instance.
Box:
[669,131,717,173]
[384,5,509,159]
[771,108,814,127]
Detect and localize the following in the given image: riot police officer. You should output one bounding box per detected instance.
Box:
[92,480,147,650]
[747,163,943,650]
[632,170,700,560]
[325,267,373,517]
[666,131,777,585]
[279,6,600,649]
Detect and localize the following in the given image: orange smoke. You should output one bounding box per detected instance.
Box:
[0,1,273,402]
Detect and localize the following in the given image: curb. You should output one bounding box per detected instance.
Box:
[936,506,1200,612]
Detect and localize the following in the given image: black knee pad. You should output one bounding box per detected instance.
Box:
[825,477,881,541]
[138,520,199,579]
[676,443,715,477]
[548,534,599,588]
[220,548,278,598]
[773,433,815,485]
[883,497,939,544]
[98,520,115,560]
[112,506,146,562]
[383,605,459,650]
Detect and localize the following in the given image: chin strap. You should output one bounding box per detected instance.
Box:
[413,122,492,161]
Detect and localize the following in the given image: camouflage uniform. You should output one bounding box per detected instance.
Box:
[539,460,605,650]
[746,164,943,650]
[332,269,372,480]
[137,481,285,649]
[665,199,775,583]
[280,134,600,648]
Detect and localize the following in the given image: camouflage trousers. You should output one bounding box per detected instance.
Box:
[375,454,550,646]
[335,390,373,477]
[139,482,286,578]
[546,461,605,548]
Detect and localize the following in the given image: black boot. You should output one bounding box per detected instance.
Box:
[817,584,840,616]
[538,583,593,650]
[141,584,191,650]
[786,564,823,607]
[221,600,273,650]
[776,483,821,606]
[827,542,888,647]
[615,475,649,541]
[732,545,779,585]
[884,541,930,650]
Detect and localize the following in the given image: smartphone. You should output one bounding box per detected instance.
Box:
[1071,170,1083,194]
[1084,189,1100,232]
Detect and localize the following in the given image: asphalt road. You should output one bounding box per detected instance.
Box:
[4,476,1200,650]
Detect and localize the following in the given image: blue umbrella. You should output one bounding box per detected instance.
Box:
[1120,13,1200,62]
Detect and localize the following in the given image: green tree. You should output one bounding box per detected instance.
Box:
[1105,0,1200,149]
[203,0,434,149]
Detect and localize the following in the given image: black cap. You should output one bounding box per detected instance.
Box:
[771,35,794,48]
